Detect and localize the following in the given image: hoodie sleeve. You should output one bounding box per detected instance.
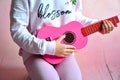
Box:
[75,0,98,26]
[10,0,56,55]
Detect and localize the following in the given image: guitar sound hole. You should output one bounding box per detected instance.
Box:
[64,31,75,44]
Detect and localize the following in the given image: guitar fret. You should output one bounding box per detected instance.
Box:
[107,16,119,26]
[113,17,118,26]
[90,23,100,34]
[84,26,91,36]
[113,18,116,26]
[87,25,94,35]
[92,25,97,32]
[82,28,88,36]
[114,18,117,23]
[93,26,97,31]
[110,17,116,26]
[89,25,94,34]
[90,24,98,34]
[92,26,96,33]
[81,22,101,36]
[88,25,94,35]
[93,25,98,32]
[86,26,91,35]
[85,27,90,36]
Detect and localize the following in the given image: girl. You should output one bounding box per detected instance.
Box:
[10,0,114,80]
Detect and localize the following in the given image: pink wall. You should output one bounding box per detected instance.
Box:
[76,0,120,80]
[0,0,120,80]
[0,0,28,80]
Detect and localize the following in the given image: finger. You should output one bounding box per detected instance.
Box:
[106,20,111,33]
[58,49,75,57]
[58,53,70,57]
[57,35,66,43]
[66,49,75,54]
[105,20,115,33]
[62,51,73,57]
[58,49,74,57]
[102,20,110,33]
[101,24,106,34]
[104,20,110,33]
[65,45,76,49]
[108,21,114,31]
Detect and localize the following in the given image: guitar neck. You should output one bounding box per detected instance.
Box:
[81,15,120,36]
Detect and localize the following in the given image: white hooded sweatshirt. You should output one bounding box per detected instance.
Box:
[10,0,97,61]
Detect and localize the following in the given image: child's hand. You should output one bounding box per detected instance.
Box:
[55,35,76,57]
[100,20,114,34]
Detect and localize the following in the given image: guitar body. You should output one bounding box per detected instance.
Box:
[37,21,88,64]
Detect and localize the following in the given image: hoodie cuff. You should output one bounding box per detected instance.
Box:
[42,40,56,55]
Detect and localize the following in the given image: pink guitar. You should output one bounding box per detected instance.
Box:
[37,15,120,64]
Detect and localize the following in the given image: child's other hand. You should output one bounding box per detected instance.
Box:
[100,20,114,34]
[55,35,76,57]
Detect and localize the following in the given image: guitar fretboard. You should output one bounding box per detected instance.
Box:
[81,16,120,36]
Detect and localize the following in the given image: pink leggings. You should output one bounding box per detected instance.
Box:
[24,54,82,80]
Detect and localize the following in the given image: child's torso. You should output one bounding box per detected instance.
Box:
[28,0,76,34]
